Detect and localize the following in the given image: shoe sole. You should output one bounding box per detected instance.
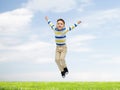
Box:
[65,72,69,75]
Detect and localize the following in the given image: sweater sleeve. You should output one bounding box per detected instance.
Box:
[68,23,78,31]
[63,23,78,34]
[47,20,55,30]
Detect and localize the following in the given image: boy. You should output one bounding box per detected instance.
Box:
[45,16,81,78]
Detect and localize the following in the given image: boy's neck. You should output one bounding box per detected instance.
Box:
[56,28,65,31]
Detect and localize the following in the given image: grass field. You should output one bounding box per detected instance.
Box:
[0,82,120,90]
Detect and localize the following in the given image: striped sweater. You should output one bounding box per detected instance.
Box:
[48,20,78,46]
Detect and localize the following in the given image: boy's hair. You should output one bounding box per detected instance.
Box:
[57,19,65,24]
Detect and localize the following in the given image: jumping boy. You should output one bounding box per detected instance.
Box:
[45,16,81,78]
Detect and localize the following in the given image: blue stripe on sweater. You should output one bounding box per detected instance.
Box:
[48,21,51,24]
[51,25,54,29]
[69,27,72,31]
[56,43,66,46]
[74,24,77,27]
[55,36,66,38]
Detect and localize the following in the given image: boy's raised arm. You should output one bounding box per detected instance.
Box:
[63,20,82,34]
[45,16,55,30]
[68,20,82,31]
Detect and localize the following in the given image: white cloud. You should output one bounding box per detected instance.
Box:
[77,0,93,12]
[81,8,120,29]
[0,40,55,63]
[91,54,108,59]
[1,71,120,81]
[0,36,24,49]
[25,0,77,13]
[101,56,120,64]
[68,72,120,81]
[69,34,96,42]
[12,41,51,51]
[0,72,58,81]
[90,54,120,65]
[68,34,96,52]
[0,7,54,64]
[0,8,33,34]
[35,57,54,64]
[25,0,92,13]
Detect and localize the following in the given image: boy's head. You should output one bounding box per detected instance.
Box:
[56,19,65,30]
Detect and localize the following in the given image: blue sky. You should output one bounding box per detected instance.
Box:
[0,0,120,81]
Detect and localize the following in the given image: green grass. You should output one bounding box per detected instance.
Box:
[0,82,120,90]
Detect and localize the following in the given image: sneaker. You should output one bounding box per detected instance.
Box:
[64,67,69,75]
[61,71,65,78]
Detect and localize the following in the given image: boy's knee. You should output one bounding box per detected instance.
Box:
[60,58,64,61]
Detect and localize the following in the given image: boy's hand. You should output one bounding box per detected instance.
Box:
[45,16,49,21]
[77,21,82,24]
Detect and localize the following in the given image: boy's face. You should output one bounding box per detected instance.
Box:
[56,21,65,30]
